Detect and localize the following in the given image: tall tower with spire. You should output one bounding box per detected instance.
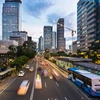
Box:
[2,0,22,40]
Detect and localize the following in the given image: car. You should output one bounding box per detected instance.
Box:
[37,66,42,71]
[52,69,62,81]
[43,69,48,77]
[17,80,30,95]
[26,65,29,69]
[35,74,42,89]
[18,71,25,76]
[29,67,34,72]
[49,75,53,79]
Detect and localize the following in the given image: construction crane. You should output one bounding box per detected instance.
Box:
[57,22,76,43]
[57,22,76,53]
[57,23,76,36]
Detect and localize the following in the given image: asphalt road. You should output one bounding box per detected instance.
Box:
[0,60,36,100]
[33,59,89,100]
[0,58,100,100]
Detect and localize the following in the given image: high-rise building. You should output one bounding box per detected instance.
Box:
[57,18,65,51]
[2,0,22,40]
[72,41,77,53]
[44,26,52,50]
[38,36,43,52]
[11,31,27,41]
[52,31,57,50]
[10,31,27,46]
[77,0,100,51]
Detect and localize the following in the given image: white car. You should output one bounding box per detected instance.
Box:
[17,80,30,95]
[26,65,29,69]
[29,67,34,72]
[18,71,25,76]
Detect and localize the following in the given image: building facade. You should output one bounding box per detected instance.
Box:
[2,0,22,40]
[44,26,52,50]
[38,36,43,52]
[52,31,57,50]
[57,18,65,51]
[11,31,27,41]
[72,41,77,53]
[10,31,27,45]
[77,0,100,51]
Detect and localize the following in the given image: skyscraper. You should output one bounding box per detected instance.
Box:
[52,31,57,50]
[2,0,22,40]
[38,36,43,52]
[44,26,52,50]
[77,0,100,51]
[57,18,65,51]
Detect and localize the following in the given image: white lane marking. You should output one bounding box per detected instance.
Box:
[44,82,47,87]
[29,60,38,100]
[0,77,17,94]
[48,98,50,100]
[55,82,59,87]
[64,97,67,100]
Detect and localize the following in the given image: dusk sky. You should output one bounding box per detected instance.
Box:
[0,0,79,48]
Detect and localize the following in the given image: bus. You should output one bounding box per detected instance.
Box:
[0,68,11,80]
[68,67,100,96]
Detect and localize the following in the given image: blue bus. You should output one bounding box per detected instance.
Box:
[68,67,100,96]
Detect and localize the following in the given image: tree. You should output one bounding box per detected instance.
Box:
[8,45,17,59]
[10,56,29,71]
[77,49,81,57]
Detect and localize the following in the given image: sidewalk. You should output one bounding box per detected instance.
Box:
[0,73,17,93]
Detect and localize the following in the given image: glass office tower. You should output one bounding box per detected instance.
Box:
[44,26,52,50]
[2,0,22,40]
[57,18,65,51]
[77,0,100,51]
[52,31,57,49]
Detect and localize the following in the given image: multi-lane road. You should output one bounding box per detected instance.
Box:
[0,58,100,100]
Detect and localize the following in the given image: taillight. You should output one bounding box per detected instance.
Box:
[17,87,20,92]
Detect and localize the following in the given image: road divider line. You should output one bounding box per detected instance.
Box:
[44,82,47,87]
[30,60,38,100]
[0,77,17,94]
[64,97,67,100]
[55,82,59,87]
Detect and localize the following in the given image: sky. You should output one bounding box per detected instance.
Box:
[0,0,79,49]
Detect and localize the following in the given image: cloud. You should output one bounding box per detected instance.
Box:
[23,0,54,18]
[46,13,61,24]
[46,12,76,27]
[22,20,26,23]
[64,12,76,30]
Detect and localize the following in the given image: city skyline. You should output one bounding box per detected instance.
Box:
[0,0,79,49]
